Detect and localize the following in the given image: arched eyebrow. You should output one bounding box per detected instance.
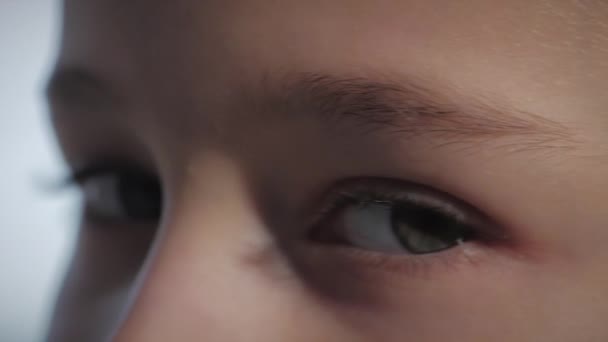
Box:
[254,73,580,153]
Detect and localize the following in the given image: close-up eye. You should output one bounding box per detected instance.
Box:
[69,165,163,224]
[311,179,495,255]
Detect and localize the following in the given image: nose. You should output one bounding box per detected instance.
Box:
[110,160,355,341]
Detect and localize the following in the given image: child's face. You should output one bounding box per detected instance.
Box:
[47,1,608,341]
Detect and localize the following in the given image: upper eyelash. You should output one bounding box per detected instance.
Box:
[316,184,469,225]
[307,177,509,241]
[64,162,157,187]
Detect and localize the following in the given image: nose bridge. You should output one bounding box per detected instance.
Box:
[111,219,263,341]
[111,156,288,341]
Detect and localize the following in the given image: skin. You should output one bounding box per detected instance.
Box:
[46,0,608,341]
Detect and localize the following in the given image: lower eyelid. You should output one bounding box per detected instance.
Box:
[303,239,492,280]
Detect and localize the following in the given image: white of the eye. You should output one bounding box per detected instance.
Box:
[341,203,407,254]
[82,175,126,219]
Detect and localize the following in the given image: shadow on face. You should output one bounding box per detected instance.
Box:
[46,1,608,341]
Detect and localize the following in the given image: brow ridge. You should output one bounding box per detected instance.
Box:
[257,72,579,152]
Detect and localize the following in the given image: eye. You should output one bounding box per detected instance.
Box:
[311,179,492,255]
[70,165,163,224]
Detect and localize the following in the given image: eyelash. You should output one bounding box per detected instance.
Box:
[65,165,505,275]
[307,178,505,276]
[310,178,483,229]
[65,162,148,185]
[65,162,162,225]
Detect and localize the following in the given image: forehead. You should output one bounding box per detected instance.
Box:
[56,0,608,126]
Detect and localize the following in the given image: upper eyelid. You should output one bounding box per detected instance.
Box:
[334,186,469,222]
[310,177,508,237]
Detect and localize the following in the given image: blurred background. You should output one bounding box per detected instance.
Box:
[1,1,78,341]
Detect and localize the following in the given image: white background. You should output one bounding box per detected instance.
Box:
[0,1,78,341]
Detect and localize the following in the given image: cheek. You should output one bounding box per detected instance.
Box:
[291,245,607,342]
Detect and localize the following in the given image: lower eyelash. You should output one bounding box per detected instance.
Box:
[306,238,491,280]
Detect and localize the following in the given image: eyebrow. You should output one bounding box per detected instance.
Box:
[254,73,579,153]
[47,68,579,153]
[46,67,121,110]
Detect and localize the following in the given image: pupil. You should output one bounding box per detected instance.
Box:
[119,174,162,221]
[390,202,472,253]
